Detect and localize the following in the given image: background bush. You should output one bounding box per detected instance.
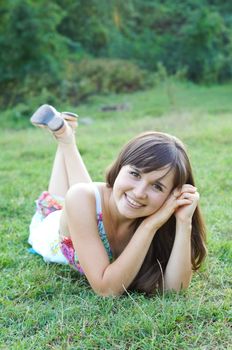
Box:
[0,0,232,109]
[0,0,67,107]
[63,58,152,104]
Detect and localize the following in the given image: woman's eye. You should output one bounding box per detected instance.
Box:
[129,171,140,178]
[153,183,163,192]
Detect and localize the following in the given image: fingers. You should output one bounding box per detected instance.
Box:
[172,185,200,211]
[181,184,197,194]
[178,192,199,201]
[176,191,200,210]
[173,185,198,198]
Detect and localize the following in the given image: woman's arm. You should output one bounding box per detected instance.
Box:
[164,219,192,291]
[164,185,200,291]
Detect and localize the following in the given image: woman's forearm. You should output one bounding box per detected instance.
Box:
[164,219,192,291]
[100,222,156,296]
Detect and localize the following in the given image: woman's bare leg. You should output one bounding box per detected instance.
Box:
[48,146,69,197]
[58,141,92,187]
[48,123,92,197]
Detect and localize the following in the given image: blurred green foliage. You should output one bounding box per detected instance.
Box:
[0,0,68,106]
[0,0,232,109]
[63,58,152,104]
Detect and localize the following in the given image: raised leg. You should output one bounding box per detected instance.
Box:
[48,122,92,198]
[31,105,92,197]
[48,146,69,197]
[58,141,92,187]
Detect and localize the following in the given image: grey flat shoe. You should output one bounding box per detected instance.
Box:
[30,104,64,131]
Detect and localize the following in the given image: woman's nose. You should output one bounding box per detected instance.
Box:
[133,183,147,199]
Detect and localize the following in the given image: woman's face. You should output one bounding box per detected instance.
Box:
[113,165,175,219]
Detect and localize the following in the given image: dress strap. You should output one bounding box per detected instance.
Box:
[92,184,112,259]
[92,185,103,216]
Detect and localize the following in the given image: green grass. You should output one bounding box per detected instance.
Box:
[0,82,231,349]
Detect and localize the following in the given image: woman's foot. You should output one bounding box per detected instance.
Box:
[31,105,76,144]
[31,105,79,130]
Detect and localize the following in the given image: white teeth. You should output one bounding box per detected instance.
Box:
[126,195,143,208]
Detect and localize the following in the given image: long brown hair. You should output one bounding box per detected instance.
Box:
[106,132,207,295]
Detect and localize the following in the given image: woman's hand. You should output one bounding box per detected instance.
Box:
[142,184,199,232]
[174,184,199,223]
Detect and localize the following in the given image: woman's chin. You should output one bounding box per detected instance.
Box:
[117,205,146,220]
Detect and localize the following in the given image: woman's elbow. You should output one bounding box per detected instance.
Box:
[164,280,191,292]
[92,281,124,297]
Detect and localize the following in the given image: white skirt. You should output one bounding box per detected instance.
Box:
[28,209,68,265]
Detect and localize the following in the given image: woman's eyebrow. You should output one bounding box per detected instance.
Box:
[130,166,141,172]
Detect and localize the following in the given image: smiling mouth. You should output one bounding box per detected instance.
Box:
[125,194,144,209]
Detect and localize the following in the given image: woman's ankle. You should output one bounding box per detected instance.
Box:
[53,121,76,144]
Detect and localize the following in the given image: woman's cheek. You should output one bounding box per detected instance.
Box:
[152,193,168,210]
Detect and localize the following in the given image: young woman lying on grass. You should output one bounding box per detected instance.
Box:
[29,105,207,296]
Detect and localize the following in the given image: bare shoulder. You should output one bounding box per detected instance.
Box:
[64,182,109,216]
[66,182,94,200]
[64,183,95,215]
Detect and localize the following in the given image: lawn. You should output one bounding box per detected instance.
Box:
[0,81,231,349]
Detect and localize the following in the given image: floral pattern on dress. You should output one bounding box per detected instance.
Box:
[97,213,112,259]
[36,191,63,218]
[60,237,84,274]
[60,211,112,274]
[35,190,112,274]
